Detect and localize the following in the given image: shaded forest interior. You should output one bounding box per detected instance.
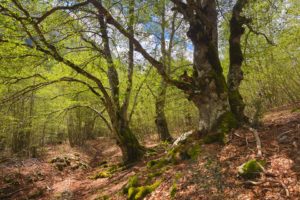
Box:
[0,0,299,199]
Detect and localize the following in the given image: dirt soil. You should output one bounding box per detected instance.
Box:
[0,107,299,200]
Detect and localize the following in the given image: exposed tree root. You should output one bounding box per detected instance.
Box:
[244,126,263,157]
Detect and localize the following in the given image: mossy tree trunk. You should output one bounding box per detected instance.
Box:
[228,0,249,123]
[109,109,145,163]
[155,81,173,142]
[179,0,234,135]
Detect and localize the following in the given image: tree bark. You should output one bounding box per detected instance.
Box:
[155,81,173,142]
[154,0,173,142]
[176,1,233,136]
[228,0,249,123]
[108,109,145,163]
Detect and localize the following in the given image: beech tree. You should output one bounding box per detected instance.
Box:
[89,0,250,136]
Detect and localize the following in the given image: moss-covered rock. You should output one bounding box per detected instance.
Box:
[238,159,265,179]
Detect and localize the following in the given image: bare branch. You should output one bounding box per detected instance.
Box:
[0,74,46,84]
[36,1,89,24]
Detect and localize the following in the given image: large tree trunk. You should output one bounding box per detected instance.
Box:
[155,81,173,142]
[182,0,237,137]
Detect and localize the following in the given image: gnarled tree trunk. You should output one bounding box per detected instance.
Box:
[181,0,235,136]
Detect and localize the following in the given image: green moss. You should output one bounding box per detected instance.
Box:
[147,171,163,179]
[132,181,161,200]
[238,159,265,179]
[128,187,138,199]
[147,158,169,169]
[204,111,238,144]
[170,182,177,199]
[124,176,161,200]
[217,112,238,133]
[123,175,139,194]
[90,171,111,179]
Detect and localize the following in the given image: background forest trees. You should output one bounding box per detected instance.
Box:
[0,0,299,162]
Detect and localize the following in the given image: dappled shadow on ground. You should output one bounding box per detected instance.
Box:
[0,108,299,200]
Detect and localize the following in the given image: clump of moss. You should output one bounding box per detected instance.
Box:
[123,175,139,194]
[238,159,265,179]
[127,180,161,200]
[147,158,169,169]
[170,182,177,199]
[147,171,163,179]
[91,171,111,179]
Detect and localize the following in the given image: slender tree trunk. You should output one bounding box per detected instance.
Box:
[154,0,173,142]
[155,80,172,142]
[95,0,144,163]
[228,0,249,123]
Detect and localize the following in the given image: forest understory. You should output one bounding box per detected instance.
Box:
[1,105,300,200]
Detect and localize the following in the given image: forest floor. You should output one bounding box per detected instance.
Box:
[1,106,300,200]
